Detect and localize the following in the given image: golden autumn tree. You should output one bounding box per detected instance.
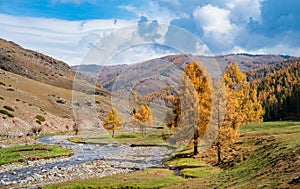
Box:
[132,104,154,136]
[102,108,123,138]
[216,62,264,163]
[223,62,264,129]
[171,62,212,155]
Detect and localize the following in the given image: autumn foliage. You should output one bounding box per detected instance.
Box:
[214,62,264,163]
[251,61,300,121]
[171,61,212,155]
[132,104,154,136]
[170,61,264,158]
[102,108,123,137]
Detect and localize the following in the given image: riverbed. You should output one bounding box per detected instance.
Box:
[0,135,173,187]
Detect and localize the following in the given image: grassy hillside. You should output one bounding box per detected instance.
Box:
[46,121,300,189]
[0,38,74,89]
[0,68,111,138]
[0,38,113,138]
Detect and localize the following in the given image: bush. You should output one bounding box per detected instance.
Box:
[0,81,6,86]
[56,99,66,104]
[30,127,42,135]
[3,105,14,112]
[35,115,46,122]
[0,109,14,117]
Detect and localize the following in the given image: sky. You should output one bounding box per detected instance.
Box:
[0,0,299,65]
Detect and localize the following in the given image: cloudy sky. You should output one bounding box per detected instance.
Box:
[0,0,299,65]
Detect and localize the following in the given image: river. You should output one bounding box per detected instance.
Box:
[0,135,173,187]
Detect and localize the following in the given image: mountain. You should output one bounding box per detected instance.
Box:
[0,38,111,137]
[74,54,290,92]
[0,38,75,90]
[246,57,300,82]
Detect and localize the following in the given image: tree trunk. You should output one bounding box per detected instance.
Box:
[141,125,145,137]
[193,131,198,155]
[217,142,222,164]
[112,130,115,138]
[217,99,222,164]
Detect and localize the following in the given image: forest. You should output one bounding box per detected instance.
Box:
[248,58,300,121]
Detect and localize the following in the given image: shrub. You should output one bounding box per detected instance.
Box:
[0,81,6,86]
[35,115,46,122]
[31,127,42,135]
[56,99,66,104]
[0,109,14,117]
[3,105,14,112]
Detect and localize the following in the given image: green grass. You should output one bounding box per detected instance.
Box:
[3,105,14,111]
[240,121,300,134]
[0,144,73,165]
[165,158,220,178]
[165,158,206,168]
[68,137,86,143]
[0,109,14,117]
[35,115,46,122]
[76,127,173,146]
[180,166,217,178]
[46,168,185,189]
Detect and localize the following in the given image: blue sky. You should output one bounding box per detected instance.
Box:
[0,0,299,65]
[0,0,141,20]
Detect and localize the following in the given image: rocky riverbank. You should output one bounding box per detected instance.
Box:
[0,135,173,188]
[1,158,132,187]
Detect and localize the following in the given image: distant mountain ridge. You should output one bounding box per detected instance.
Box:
[73,53,291,92]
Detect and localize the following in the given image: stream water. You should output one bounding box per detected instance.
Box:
[0,135,173,187]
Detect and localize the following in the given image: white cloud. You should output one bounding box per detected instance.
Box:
[230,45,300,56]
[118,5,137,14]
[107,45,177,65]
[225,0,262,23]
[0,13,208,66]
[82,23,210,66]
[193,4,239,48]
[120,2,174,25]
[0,14,135,65]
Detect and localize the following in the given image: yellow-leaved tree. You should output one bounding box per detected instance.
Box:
[132,104,154,136]
[171,61,212,155]
[215,62,264,164]
[102,108,124,138]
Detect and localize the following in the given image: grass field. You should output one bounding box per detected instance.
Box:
[69,125,174,146]
[46,121,300,189]
[0,144,73,165]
